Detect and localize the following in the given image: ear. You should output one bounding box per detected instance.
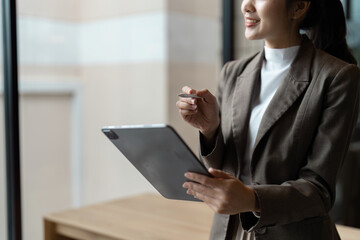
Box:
[291,1,311,20]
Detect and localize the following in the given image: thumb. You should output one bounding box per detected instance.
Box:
[209,168,235,179]
[197,89,216,104]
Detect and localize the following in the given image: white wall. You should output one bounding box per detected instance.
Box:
[19,14,167,65]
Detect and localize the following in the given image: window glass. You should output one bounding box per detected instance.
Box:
[17,0,221,238]
[348,0,360,65]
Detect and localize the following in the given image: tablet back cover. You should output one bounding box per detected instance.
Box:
[102,124,210,201]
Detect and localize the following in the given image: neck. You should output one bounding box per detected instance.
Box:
[265,32,302,49]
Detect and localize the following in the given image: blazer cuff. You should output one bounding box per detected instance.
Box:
[240,212,260,232]
[199,127,224,170]
[241,179,329,231]
[252,212,261,218]
[240,188,262,231]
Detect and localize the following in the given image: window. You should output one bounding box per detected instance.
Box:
[2,1,222,239]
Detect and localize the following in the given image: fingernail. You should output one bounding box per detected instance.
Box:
[191,99,195,104]
[183,183,188,188]
[191,104,197,109]
[185,172,190,178]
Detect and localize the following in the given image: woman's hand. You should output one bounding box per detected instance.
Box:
[176,86,220,138]
[183,168,259,215]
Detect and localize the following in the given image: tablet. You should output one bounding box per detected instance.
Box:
[102,124,210,201]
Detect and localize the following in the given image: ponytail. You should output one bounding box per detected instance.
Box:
[301,0,357,64]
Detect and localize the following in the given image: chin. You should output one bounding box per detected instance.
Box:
[245,34,260,41]
[244,31,261,41]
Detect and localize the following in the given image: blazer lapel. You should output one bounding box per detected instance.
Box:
[252,37,314,156]
[232,51,263,177]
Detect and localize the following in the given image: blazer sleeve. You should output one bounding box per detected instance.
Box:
[198,62,229,169]
[241,64,360,231]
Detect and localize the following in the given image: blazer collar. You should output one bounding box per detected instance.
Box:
[251,36,314,160]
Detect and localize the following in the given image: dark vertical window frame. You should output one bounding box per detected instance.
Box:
[1,0,22,239]
[345,0,351,19]
[222,0,234,65]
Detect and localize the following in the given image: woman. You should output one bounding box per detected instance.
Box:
[176,0,360,239]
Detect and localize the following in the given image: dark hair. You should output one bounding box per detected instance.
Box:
[300,0,357,64]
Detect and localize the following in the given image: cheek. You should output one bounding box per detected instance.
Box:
[263,13,290,34]
[260,3,290,28]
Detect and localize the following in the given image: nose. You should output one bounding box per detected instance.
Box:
[241,0,255,15]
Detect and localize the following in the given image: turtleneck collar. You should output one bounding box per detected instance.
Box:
[263,45,300,69]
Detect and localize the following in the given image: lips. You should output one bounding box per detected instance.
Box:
[245,17,260,27]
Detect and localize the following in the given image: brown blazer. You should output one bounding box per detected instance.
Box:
[200,37,360,240]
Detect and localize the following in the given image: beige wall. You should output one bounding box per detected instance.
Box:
[18,0,80,21]
[17,0,219,21]
[18,0,166,21]
[168,0,220,17]
[0,93,74,240]
[168,62,219,153]
[20,94,73,240]
[79,0,166,21]
[79,63,167,202]
[167,0,222,153]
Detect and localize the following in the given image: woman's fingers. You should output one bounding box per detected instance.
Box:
[176,100,197,113]
[181,87,215,104]
[176,100,198,118]
[182,86,196,94]
[184,172,221,188]
[208,168,235,179]
[177,86,220,133]
[184,182,219,199]
[176,92,201,119]
[176,100,197,110]
[179,109,198,117]
[178,97,197,105]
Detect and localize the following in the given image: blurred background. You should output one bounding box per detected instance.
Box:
[1,0,359,239]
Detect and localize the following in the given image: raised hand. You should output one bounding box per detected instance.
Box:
[176,86,220,139]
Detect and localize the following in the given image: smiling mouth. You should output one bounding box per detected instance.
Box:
[245,19,260,24]
[245,18,260,27]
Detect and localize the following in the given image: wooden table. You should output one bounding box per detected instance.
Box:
[44,193,360,240]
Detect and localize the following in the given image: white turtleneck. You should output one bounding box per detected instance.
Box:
[241,45,300,184]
